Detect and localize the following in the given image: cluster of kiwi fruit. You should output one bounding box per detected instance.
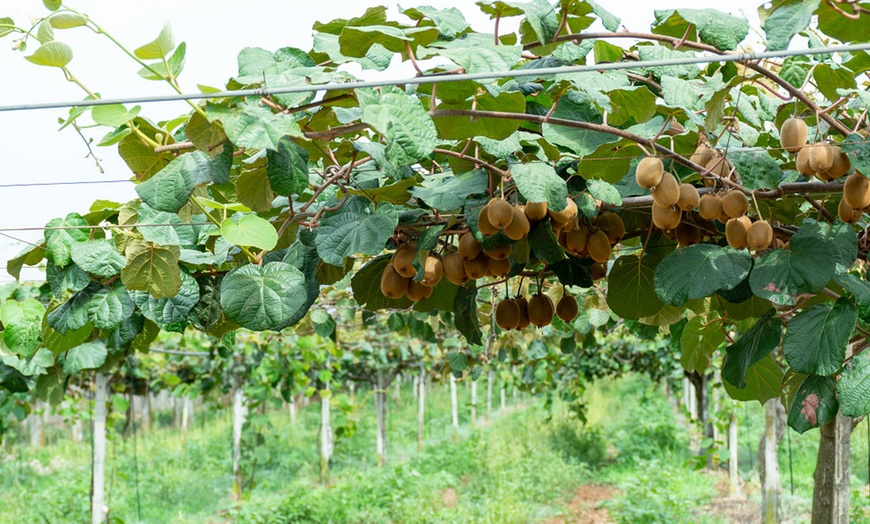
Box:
[477,197,531,239]
[698,190,774,250]
[636,156,700,230]
[781,117,865,224]
[380,243,447,301]
[494,291,579,330]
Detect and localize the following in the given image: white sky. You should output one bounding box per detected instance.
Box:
[0,0,763,283]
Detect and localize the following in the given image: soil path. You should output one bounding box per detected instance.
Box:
[541,484,615,524]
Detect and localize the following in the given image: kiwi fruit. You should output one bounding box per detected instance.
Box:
[488,198,514,229]
[528,293,555,327]
[380,265,409,299]
[487,256,512,277]
[587,229,612,263]
[823,146,851,180]
[677,184,700,211]
[721,190,750,218]
[477,205,499,236]
[725,216,752,250]
[665,121,685,136]
[504,206,531,240]
[525,201,548,221]
[780,117,808,153]
[458,232,482,261]
[636,156,664,189]
[698,194,722,220]
[705,156,731,179]
[515,296,531,329]
[391,244,418,278]
[590,262,607,281]
[796,146,814,176]
[675,222,702,247]
[495,298,521,330]
[463,253,489,280]
[442,252,468,285]
[421,256,443,286]
[483,243,512,261]
[843,172,870,209]
[746,220,774,250]
[556,295,579,322]
[808,142,835,173]
[651,172,680,207]
[652,202,682,230]
[549,197,578,223]
[406,280,433,301]
[565,224,590,254]
[690,143,715,168]
[596,212,625,243]
[838,198,863,224]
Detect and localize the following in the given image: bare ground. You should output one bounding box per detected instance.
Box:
[541,484,617,524]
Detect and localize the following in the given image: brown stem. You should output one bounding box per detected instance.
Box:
[405,40,424,76]
[433,148,511,178]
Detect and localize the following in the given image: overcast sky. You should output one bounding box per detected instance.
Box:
[0,0,762,283]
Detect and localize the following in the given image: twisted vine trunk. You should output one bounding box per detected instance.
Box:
[811,413,854,524]
[91,373,108,524]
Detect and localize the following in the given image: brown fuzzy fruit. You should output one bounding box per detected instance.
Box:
[838,198,863,224]
[565,224,590,254]
[843,172,870,209]
[677,184,700,212]
[675,222,702,247]
[463,253,489,280]
[636,156,664,189]
[698,194,722,220]
[780,117,808,153]
[406,280,433,301]
[705,156,731,179]
[746,220,774,250]
[391,244,418,278]
[652,203,682,230]
[725,216,752,250]
[556,295,579,322]
[823,147,851,180]
[421,256,443,287]
[514,296,531,329]
[525,201,548,221]
[487,198,514,229]
[380,265,409,299]
[477,205,499,236]
[442,252,467,285]
[483,243,512,261]
[458,232,482,261]
[596,212,625,243]
[504,206,531,240]
[549,198,578,223]
[721,191,749,218]
[690,144,715,168]
[651,172,680,207]
[586,229,612,263]
[808,142,835,173]
[590,262,608,280]
[495,298,521,330]
[796,146,814,176]
[528,293,555,327]
[487,256,512,277]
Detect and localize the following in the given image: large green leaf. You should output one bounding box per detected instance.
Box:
[206,101,302,150]
[722,355,782,404]
[679,314,724,374]
[219,262,308,331]
[338,25,440,57]
[44,213,89,267]
[221,215,278,251]
[134,22,174,59]
[400,5,470,38]
[91,104,141,127]
[47,284,97,334]
[721,309,782,389]
[817,0,870,43]
[763,0,819,51]
[42,316,92,355]
[106,313,144,351]
[70,240,125,278]
[410,169,488,211]
[237,46,315,78]
[0,362,29,393]
[85,283,135,330]
[35,365,65,406]
[652,8,749,51]
[351,255,413,311]
[61,341,107,374]
[528,220,566,264]
[7,243,46,280]
[315,197,399,266]
[131,271,200,327]
[418,33,520,74]
[137,42,186,81]
[511,163,568,212]
[433,90,526,140]
[655,244,752,307]
[840,133,870,180]
[0,299,45,357]
[25,41,72,67]
[787,374,838,433]
[606,255,664,320]
[838,351,870,417]
[813,64,856,102]
[454,282,483,345]
[120,241,182,299]
[541,94,618,156]
[266,137,309,197]
[235,168,275,213]
[358,87,437,165]
[277,234,320,329]
[783,297,857,376]
[729,148,783,191]
[136,147,232,213]
[137,204,208,248]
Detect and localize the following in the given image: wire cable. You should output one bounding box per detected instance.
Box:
[1,43,869,113]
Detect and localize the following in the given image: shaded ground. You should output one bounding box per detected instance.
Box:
[542,484,616,524]
[697,471,759,524]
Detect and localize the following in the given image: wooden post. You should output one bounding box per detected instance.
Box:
[729,403,740,496]
[761,398,782,523]
[811,413,854,524]
[450,374,459,442]
[92,373,108,524]
[417,369,425,452]
[470,378,477,430]
[289,396,296,424]
[181,396,191,444]
[232,384,247,498]
[376,371,387,465]
[486,370,493,420]
[500,384,506,411]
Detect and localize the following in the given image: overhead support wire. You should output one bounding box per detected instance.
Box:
[1,43,869,113]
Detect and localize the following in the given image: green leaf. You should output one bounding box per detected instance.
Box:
[607,255,664,320]
[814,65,857,102]
[586,179,622,206]
[266,137,309,196]
[44,213,89,267]
[237,46,315,78]
[722,355,782,404]
[528,220,566,264]
[655,244,752,307]
[136,147,232,213]
[729,148,783,191]
[206,101,302,150]
[48,12,86,29]
[0,18,15,40]
[43,0,61,11]
[7,243,46,280]
[680,315,724,374]
[47,284,96,334]
[586,0,620,31]
[137,42,186,81]
[763,0,819,51]
[279,235,320,328]
[783,297,857,376]
[42,317,92,355]
[35,366,65,406]
[91,104,141,127]
[25,41,72,67]
[838,351,870,417]
[840,133,870,177]
[652,8,748,51]
[70,239,125,278]
[454,283,483,345]
[185,110,226,154]
[446,351,468,372]
[817,0,870,43]
[131,271,199,327]
[410,169,488,212]
[338,25,440,58]
[315,197,399,266]
[104,313,141,351]
[61,341,107,374]
[550,257,594,288]
[358,87,437,165]
[432,90,526,140]
[137,204,208,248]
[220,262,308,331]
[118,134,173,181]
[221,215,278,251]
[514,0,559,44]
[235,168,275,213]
[85,283,134,330]
[400,5,470,38]
[120,241,182,299]
[541,94,618,156]
[351,255,413,311]
[721,310,782,389]
[1,299,46,357]
[511,163,568,212]
[788,374,838,433]
[134,22,174,59]
[0,362,29,393]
